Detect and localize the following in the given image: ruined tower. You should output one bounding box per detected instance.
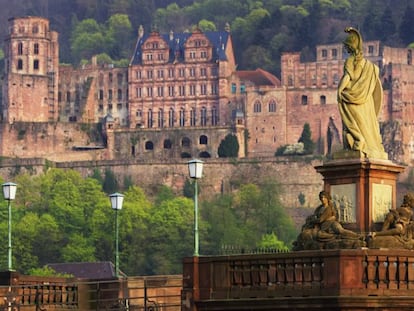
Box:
[2,16,59,123]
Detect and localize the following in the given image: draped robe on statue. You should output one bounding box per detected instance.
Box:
[338,56,387,159]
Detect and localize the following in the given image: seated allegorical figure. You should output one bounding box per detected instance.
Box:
[371,192,414,240]
[293,190,362,250]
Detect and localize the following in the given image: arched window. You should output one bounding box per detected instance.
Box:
[147,109,153,128]
[199,151,211,158]
[182,137,191,147]
[169,108,175,127]
[180,152,192,158]
[199,135,208,145]
[17,42,23,55]
[253,101,262,113]
[179,108,185,127]
[145,141,154,150]
[190,108,196,126]
[158,109,164,128]
[268,100,276,112]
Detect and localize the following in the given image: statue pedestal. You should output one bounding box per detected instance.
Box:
[315,158,405,233]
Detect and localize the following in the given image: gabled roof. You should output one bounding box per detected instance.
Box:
[47,261,126,280]
[236,68,281,87]
[130,30,230,65]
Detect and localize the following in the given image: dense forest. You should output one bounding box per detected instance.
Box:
[0,169,295,275]
[1,0,414,75]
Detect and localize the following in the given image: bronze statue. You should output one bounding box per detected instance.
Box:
[293,191,364,250]
[337,27,387,159]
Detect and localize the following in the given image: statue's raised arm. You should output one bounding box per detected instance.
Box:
[337,27,388,160]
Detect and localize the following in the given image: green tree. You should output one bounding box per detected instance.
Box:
[198,19,216,31]
[218,134,239,158]
[298,123,315,154]
[103,168,119,194]
[147,197,196,274]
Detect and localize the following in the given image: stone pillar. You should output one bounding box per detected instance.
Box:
[315,158,405,233]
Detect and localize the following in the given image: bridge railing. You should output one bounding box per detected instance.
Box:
[182,248,414,310]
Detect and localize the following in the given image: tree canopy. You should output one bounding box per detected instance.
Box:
[0,168,296,276]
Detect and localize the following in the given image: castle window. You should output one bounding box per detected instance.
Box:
[157,69,164,79]
[408,50,412,65]
[368,45,374,54]
[136,110,142,117]
[117,89,122,100]
[199,135,208,145]
[211,83,218,95]
[117,73,123,85]
[268,100,276,112]
[168,68,174,78]
[333,73,339,86]
[288,75,293,87]
[158,109,164,128]
[331,48,337,59]
[17,42,23,55]
[201,51,207,58]
[200,107,207,126]
[145,141,154,150]
[189,84,196,96]
[189,51,196,59]
[190,108,196,126]
[320,95,326,105]
[34,43,39,54]
[179,108,185,127]
[169,108,175,127]
[253,101,262,113]
[157,86,164,97]
[321,49,327,58]
[136,87,142,98]
[179,68,185,77]
[99,90,104,100]
[164,139,172,149]
[146,53,153,61]
[211,106,218,125]
[231,83,237,94]
[66,91,71,102]
[189,68,196,77]
[32,25,39,33]
[182,137,191,147]
[168,86,174,97]
[200,84,207,95]
[108,104,113,111]
[200,68,207,76]
[108,90,113,100]
[58,92,62,102]
[179,85,185,96]
[33,60,39,70]
[109,73,113,83]
[136,70,141,79]
[301,95,308,105]
[147,70,153,79]
[17,59,23,70]
[148,109,153,128]
[240,84,246,93]
[147,87,153,97]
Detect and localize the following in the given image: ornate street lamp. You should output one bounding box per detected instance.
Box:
[109,192,124,277]
[187,159,204,256]
[2,182,17,271]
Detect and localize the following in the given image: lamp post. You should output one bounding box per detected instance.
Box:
[188,159,204,256]
[109,192,124,277]
[2,182,17,271]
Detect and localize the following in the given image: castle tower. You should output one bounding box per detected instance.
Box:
[2,16,59,123]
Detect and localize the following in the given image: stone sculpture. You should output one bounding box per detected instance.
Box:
[337,27,387,159]
[293,190,365,250]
